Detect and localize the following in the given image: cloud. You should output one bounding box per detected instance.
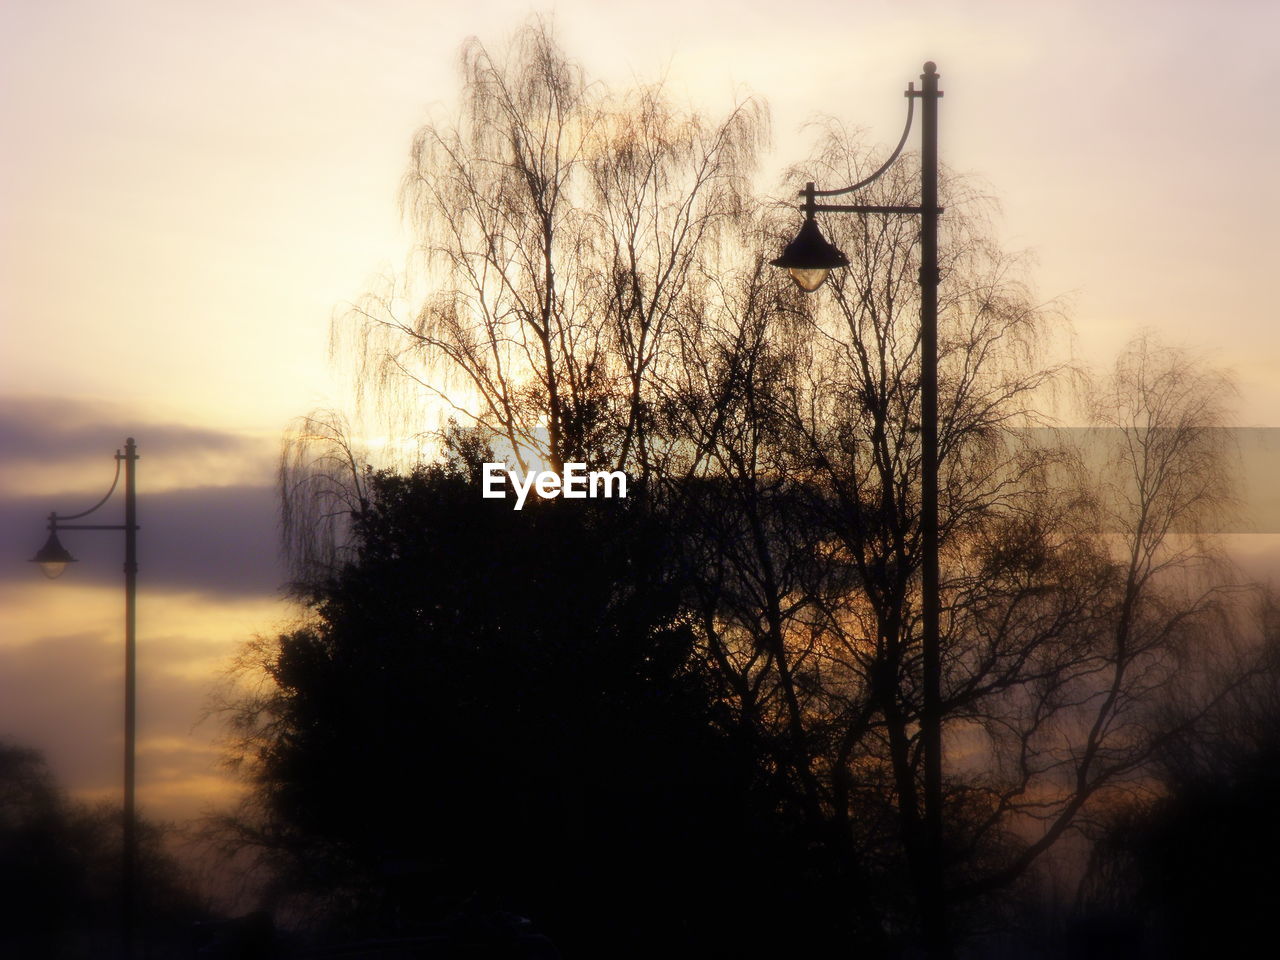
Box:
[0,626,242,821]
[0,395,280,497]
[0,395,257,463]
[0,394,290,597]
[0,402,307,822]
[0,483,285,598]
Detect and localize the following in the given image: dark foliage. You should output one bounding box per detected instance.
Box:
[1076,738,1280,959]
[1137,752,1280,957]
[240,452,852,956]
[0,741,206,958]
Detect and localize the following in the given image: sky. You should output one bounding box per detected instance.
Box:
[1,0,1278,824]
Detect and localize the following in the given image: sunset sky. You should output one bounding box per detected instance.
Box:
[1,0,1277,824]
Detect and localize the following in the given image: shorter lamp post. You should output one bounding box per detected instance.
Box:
[772,63,949,956]
[31,437,140,959]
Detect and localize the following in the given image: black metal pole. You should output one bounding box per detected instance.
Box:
[775,61,947,953]
[121,438,138,958]
[917,62,948,958]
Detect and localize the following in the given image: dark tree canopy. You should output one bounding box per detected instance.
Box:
[0,742,205,958]
[232,449,864,954]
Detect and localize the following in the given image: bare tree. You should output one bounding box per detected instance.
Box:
[277,410,369,592]
[671,114,1259,947]
[663,119,1065,935]
[337,20,765,476]
[945,337,1247,902]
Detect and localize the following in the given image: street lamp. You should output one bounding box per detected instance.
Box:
[31,528,78,579]
[772,62,947,955]
[30,437,140,958]
[771,212,848,292]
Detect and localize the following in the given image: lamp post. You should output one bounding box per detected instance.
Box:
[772,63,947,955]
[31,437,140,959]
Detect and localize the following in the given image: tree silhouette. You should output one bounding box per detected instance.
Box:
[671,320,1262,945]
[0,741,206,957]
[227,443,852,955]
[1075,589,1280,958]
[339,19,765,477]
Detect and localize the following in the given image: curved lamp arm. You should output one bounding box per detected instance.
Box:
[51,450,123,524]
[803,87,916,206]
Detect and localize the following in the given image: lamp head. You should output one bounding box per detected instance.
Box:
[771,215,849,292]
[31,530,77,579]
